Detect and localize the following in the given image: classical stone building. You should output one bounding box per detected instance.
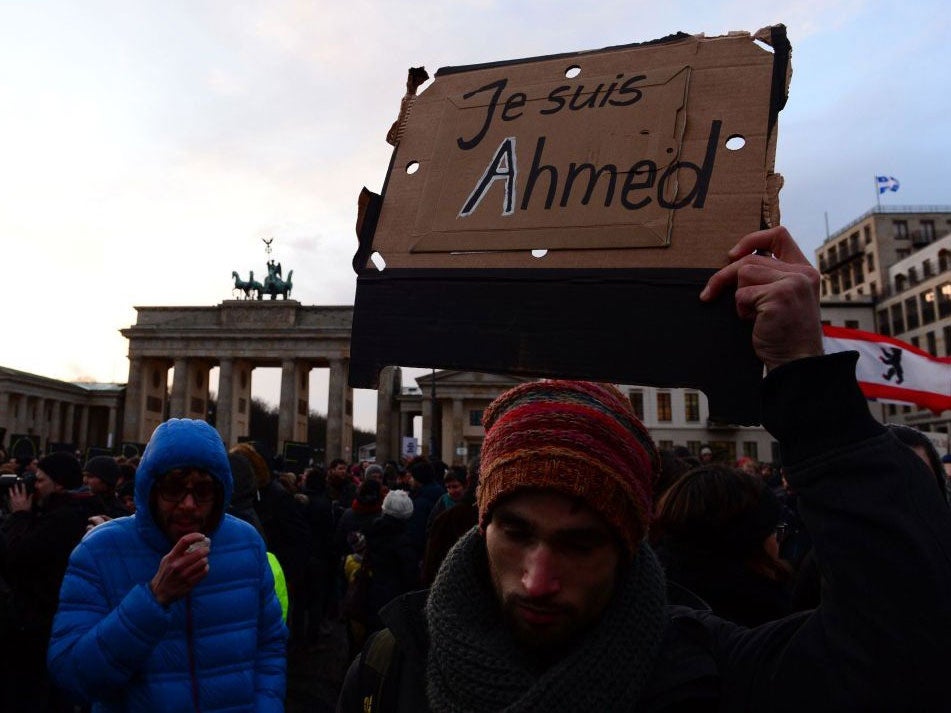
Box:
[120,301,355,460]
[0,366,123,456]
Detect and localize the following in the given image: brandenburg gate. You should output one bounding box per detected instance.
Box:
[120,301,355,459]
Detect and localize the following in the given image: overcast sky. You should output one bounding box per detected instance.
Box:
[2,1,948,430]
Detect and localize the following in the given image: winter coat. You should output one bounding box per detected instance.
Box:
[364,514,419,632]
[47,419,287,712]
[1,490,104,638]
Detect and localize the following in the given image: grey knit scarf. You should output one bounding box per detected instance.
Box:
[426,528,667,712]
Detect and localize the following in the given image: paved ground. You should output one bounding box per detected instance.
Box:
[286,619,352,713]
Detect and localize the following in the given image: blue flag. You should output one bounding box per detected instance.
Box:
[876,175,900,194]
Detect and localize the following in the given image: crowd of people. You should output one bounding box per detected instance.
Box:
[1,226,950,711]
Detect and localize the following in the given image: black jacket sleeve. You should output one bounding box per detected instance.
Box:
[706,352,951,712]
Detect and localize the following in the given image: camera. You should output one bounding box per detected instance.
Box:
[0,472,36,495]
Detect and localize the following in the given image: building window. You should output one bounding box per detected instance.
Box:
[888,404,897,416]
[940,250,951,272]
[945,326,951,357]
[469,409,484,427]
[905,297,919,330]
[686,441,701,456]
[894,220,909,239]
[743,441,758,460]
[845,320,860,329]
[877,309,890,335]
[911,336,920,348]
[684,392,700,422]
[711,441,737,463]
[821,280,828,297]
[831,274,840,294]
[923,259,933,278]
[909,267,918,285]
[656,392,672,422]
[853,263,864,285]
[922,290,936,324]
[628,391,644,420]
[866,253,875,272]
[895,274,907,292]
[922,220,936,241]
[939,283,951,319]
[891,304,905,334]
[896,248,911,260]
[864,226,872,244]
[927,331,937,355]
[842,269,852,290]
[658,440,674,452]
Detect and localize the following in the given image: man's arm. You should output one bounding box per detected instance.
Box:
[699,227,951,710]
[47,530,210,697]
[47,531,174,697]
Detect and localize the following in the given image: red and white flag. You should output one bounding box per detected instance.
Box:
[822,325,951,414]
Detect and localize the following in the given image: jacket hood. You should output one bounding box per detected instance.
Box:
[135,419,233,551]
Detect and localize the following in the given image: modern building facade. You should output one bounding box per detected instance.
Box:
[816,206,951,437]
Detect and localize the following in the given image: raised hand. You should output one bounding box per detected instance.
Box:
[700,226,824,371]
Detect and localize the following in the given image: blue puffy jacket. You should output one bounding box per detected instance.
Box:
[48,419,287,712]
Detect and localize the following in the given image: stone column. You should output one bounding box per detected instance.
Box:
[451,398,464,464]
[278,359,297,451]
[78,405,89,453]
[0,391,9,433]
[35,398,47,448]
[50,399,62,445]
[170,358,188,418]
[421,398,432,458]
[107,406,117,449]
[64,403,75,445]
[327,359,352,462]
[375,366,397,465]
[122,356,144,444]
[217,358,235,447]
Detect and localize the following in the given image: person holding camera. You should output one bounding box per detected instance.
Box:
[0,451,104,712]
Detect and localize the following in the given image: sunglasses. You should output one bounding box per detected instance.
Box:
[156,479,218,504]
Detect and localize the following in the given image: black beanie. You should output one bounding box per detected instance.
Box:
[84,456,120,488]
[38,452,83,490]
[408,459,435,485]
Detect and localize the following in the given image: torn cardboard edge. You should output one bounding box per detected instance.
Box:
[349,26,792,424]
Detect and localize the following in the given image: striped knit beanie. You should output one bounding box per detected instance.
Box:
[478,380,660,558]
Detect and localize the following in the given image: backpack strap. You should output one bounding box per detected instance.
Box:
[358,628,398,713]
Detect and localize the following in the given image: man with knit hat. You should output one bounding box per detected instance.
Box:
[0,451,105,712]
[83,454,129,518]
[338,227,951,712]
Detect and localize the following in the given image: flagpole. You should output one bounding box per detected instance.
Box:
[875,176,881,210]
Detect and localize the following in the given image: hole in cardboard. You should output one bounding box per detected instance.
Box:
[640,129,650,135]
[565,65,581,79]
[725,135,746,151]
[531,249,548,259]
[405,161,420,175]
[752,39,774,53]
[370,252,387,271]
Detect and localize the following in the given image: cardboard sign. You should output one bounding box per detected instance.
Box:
[351,27,792,425]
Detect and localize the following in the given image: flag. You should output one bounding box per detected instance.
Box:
[876,175,900,194]
[822,325,951,414]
